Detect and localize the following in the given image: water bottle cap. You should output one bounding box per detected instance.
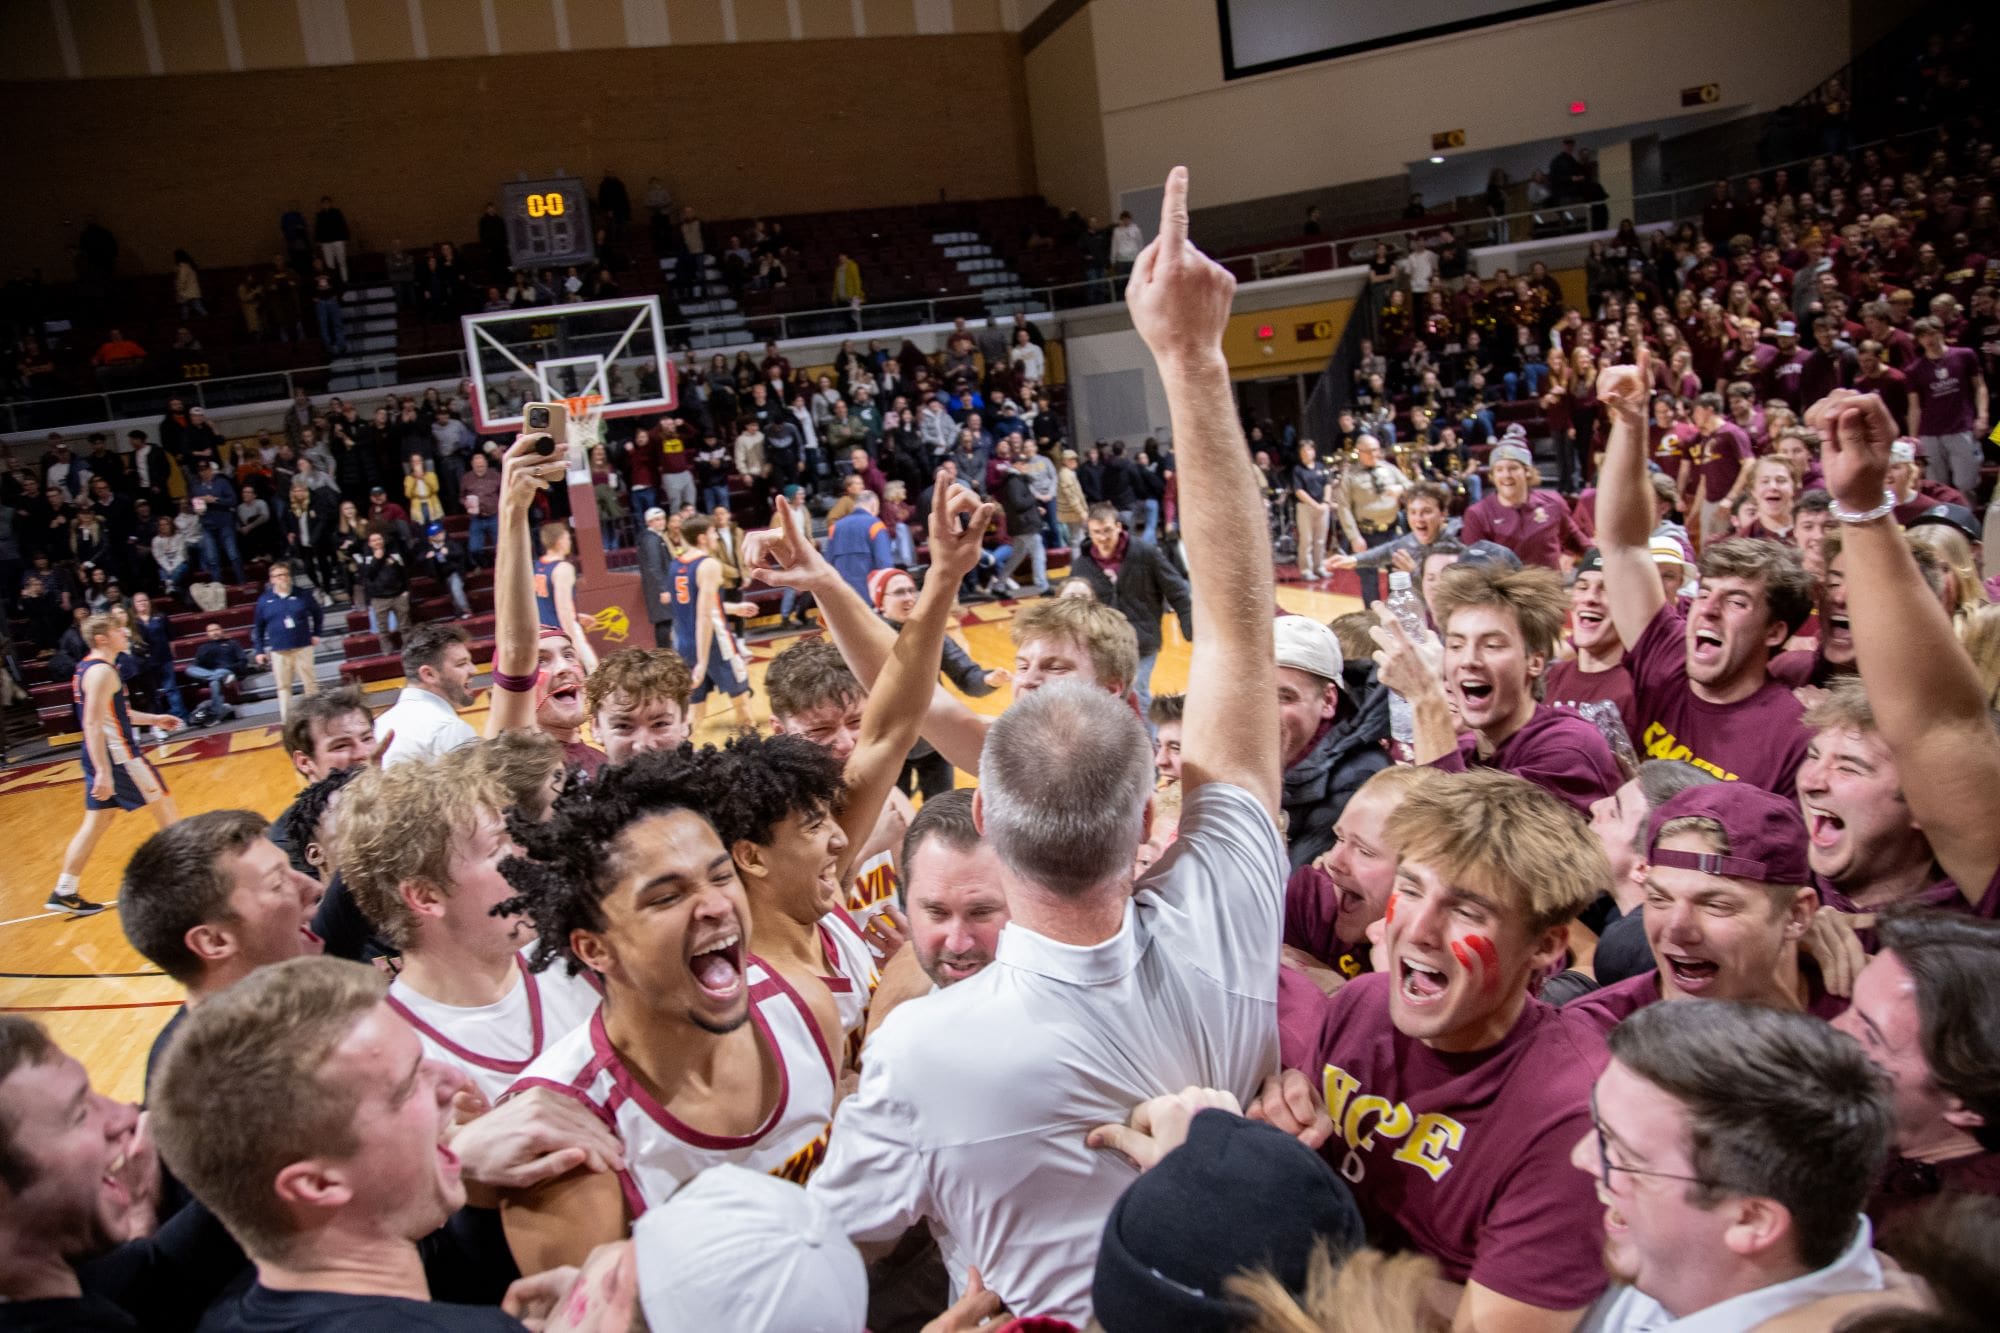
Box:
[1388,571,1412,590]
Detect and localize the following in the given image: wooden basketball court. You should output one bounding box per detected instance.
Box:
[0,585,1355,1101]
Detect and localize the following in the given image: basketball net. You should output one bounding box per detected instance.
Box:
[564,393,606,455]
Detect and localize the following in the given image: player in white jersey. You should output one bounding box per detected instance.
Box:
[765,637,914,924]
[336,745,600,1104]
[489,745,844,1273]
[510,958,837,1215]
[719,481,997,1065]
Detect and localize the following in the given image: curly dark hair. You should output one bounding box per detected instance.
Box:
[497,746,725,976]
[290,765,363,851]
[703,732,847,850]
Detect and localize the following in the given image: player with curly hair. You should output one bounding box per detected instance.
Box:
[724,479,1000,1058]
[493,744,843,1273]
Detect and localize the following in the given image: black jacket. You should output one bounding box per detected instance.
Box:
[997,470,1041,536]
[1072,535,1192,659]
[417,537,472,581]
[1280,661,1392,868]
[638,528,674,624]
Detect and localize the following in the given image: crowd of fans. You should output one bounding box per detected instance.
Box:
[3,159,1998,1333]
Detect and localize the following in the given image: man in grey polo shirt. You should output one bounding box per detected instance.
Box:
[809,168,1284,1325]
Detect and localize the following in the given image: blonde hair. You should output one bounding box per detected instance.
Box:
[1906,524,1988,620]
[1011,596,1140,692]
[1353,763,1444,806]
[457,730,566,820]
[1229,1245,1447,1333]
[1385,770,1608,934]
[1427,563,1570,662]
[151,957,386,1261]
[1801,675,1876,735]
[336,753,507,949]
[1961,603,2000,709]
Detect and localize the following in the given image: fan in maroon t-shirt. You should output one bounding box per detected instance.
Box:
[1542,551,1639,747]
[1255,771,1614,1329]
[1594,352,1814,797]
[1371,561,1623,816]
[1561,784,1845,1029]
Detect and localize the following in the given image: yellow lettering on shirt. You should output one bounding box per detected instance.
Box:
[1639,722,1739,782]
[1391,1113,1467,1181]
[1343,1095,1414,1153]
[1323,1065,1362,1127]
[1320,1065,1467,1182]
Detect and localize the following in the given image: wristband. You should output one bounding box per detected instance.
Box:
[1829,490,1897,525]
[492,667,540,694]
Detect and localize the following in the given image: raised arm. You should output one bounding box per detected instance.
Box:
[1807,389,2000,901]
[486,438,568,738]
[1129,167,1279,817]
[832,480,997,881]
[551,560,598,673]
[743,496,992,773]
[1594,349,1667,647]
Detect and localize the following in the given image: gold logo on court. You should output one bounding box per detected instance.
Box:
[587,606,632,642]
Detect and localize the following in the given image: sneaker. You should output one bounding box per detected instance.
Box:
[45,891,108,917]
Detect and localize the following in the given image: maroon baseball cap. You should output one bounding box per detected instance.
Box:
[1646,784,1810,887]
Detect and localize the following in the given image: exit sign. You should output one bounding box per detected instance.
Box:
[1567,99,1587,115]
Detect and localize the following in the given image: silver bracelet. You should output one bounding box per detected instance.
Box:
[1829,490,1897,525]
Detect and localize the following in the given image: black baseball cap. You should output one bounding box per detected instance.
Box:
[1904,503,1980,545]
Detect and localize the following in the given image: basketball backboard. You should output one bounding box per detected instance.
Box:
[461,295,677,433]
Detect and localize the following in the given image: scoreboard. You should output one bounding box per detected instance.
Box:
[499,178,595,270]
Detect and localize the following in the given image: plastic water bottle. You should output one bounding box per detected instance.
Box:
[1385,570,1426,752]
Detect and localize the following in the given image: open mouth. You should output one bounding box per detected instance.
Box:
[1663,953,1719,993]
[936,956,986,981]
[689,931,745,1001]
[1824,613,1851,645]
[816,862,842,906]
[1691,627,1724,664]
[1456,679,1494,706]
[1575,609,1606,628]
[1399,957,1448,1004]
[1804,805,1846,848]
[101,1146,133,1211]
[299,923,324,954]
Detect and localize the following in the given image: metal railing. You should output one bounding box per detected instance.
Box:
[0,124,1946,437]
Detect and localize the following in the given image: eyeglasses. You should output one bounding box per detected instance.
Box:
[1589,1089,1717,1193]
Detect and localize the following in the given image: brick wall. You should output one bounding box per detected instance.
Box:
[6,33,1034,280]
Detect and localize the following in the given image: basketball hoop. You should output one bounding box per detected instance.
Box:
[566,393,607,456]
[563,394,603,418]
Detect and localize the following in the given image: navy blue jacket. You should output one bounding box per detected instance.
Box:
[252,588,322,653]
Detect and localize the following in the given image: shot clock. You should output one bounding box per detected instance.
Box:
[499,178,595,270]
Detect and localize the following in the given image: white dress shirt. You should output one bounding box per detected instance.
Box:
[808,782,1285,1326]
[374,685,478,768]
[1581,1216,1884,1332]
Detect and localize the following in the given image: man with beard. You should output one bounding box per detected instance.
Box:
[1770,531,1948,689]
[1596,353,1815,795]
[487,439,605,775]
[373,623,480,766]
[338,751,602,1105]
[861,790,1010,1038]
[1569,1003,1899,1332]
[1541,550,1638,746]
[1256,771,1615,1332]
[1373,562,1623,814]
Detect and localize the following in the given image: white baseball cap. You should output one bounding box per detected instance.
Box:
[635,1166,867,1333]
[1273,615,1344,683]
[1649,535,1689,569]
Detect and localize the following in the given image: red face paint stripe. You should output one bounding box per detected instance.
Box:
[1467,934,1501,991]
[1385,895,1397,923]
[1448,940,1470,971]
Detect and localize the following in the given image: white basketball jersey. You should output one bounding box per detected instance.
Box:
[844,847,899,922]
[507,958,837,1215]
[387,956,602,1104]
[818,908,881,1056]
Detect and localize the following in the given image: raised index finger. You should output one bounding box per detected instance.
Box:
[1158,166,1189,251]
